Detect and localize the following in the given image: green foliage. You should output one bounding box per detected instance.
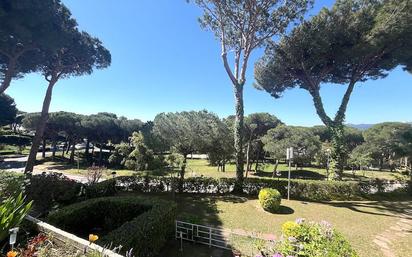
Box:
[0,171,24,200]
[273,219,359,257]
[258,188,281,213]
[84,179,116,199]
[255,0,412,177]
[0,193,33,242]
[115,175,369,201]
[0,93,17,126]
[26,173,82,213]
[48,196,177,257]
[262,125,321,166]
[0,134,31,146]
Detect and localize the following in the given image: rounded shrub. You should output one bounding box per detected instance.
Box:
[258,188,281,213]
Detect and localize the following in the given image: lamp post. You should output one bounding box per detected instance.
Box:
[286,147,294,200]
[9,227,19,249]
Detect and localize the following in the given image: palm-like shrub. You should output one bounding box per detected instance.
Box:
[258,188,281,213]
[0,193,33,242]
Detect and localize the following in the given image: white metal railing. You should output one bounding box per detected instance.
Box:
[175,220,231,250]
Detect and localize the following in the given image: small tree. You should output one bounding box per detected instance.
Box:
[191,0,312,192]
[255,0,412,178]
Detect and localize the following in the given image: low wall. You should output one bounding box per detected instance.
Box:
[26,215,123,257]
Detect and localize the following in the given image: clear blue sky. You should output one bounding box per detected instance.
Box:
[6,0,412,126]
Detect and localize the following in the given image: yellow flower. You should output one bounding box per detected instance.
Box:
[89,234,99,242]
[7,250,18,257]
[282,221,300,237]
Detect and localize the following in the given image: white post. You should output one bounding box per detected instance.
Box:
[286,147,293,201]
[288,159,291,200]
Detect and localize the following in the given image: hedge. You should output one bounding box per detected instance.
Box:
[0,134,31,146]
[47,196,177,257]
[113,175,404,201]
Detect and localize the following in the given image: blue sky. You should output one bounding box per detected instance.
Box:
[6,0,412,126]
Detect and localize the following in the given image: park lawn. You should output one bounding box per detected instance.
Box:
[32,157,407,182]
[122,192,412,257]
[186,159,406,181]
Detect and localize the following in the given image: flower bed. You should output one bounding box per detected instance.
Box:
[47,196,177,257]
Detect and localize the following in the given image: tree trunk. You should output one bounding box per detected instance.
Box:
[42,138,46,158]
[178,155,187,193]
[99,143,103,166]
[85,139,90,159]
[233,84,244,193]
[272,160,279,178]
[245,141,250,178]
[329,124,347,179]
[66,141,71,154]
[25,79,57,174]
[69,142,76,164]
[52,140,57,160]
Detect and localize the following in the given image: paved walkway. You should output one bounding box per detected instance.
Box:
[373,209,412,257]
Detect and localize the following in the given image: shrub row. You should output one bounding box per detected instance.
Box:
[0,134,31,146]
[47,196,177,257]
[27,173,117,214]
[114,175,403,201]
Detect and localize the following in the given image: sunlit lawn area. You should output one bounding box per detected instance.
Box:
[125,192,412,257]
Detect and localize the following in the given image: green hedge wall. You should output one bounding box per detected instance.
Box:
[113,175,393,201]
[47,196,177,257]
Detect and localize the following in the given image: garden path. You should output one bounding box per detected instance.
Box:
[372,208,412,257]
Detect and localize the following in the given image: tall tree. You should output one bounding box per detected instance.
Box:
[0,0,73,94]
[244,113,282,174]
[262,125,321,165]
[255,0,412,178]
[24,23,111,173]
[192,0,312,192]
[153,110,221,192]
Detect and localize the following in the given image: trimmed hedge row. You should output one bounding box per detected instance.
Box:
[114,175,403,201]
[47,196,177,257]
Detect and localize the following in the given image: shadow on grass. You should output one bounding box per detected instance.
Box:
[276,205,295,215]
[254,169,326,180]
[320,198,412,220]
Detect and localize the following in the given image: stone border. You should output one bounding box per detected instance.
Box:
[26,215,123,257]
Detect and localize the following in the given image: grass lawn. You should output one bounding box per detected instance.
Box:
[123,192,412,257]
[32,157,408,182]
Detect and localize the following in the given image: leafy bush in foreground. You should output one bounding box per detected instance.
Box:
[0,193,33,242]
[258,188,281,213]
[271,219,358,257]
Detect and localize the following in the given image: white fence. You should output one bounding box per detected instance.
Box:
[175,220,231,250]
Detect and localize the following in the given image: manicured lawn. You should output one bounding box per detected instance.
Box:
[123,192,412,257]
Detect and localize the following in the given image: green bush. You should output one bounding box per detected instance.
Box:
[0,171,24,200]
[27,173,82,213]
[48,196,177,257]
[274,219,359,257]
[0,134,31,146]
[258,188,281,213]
[84,179,116,199]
